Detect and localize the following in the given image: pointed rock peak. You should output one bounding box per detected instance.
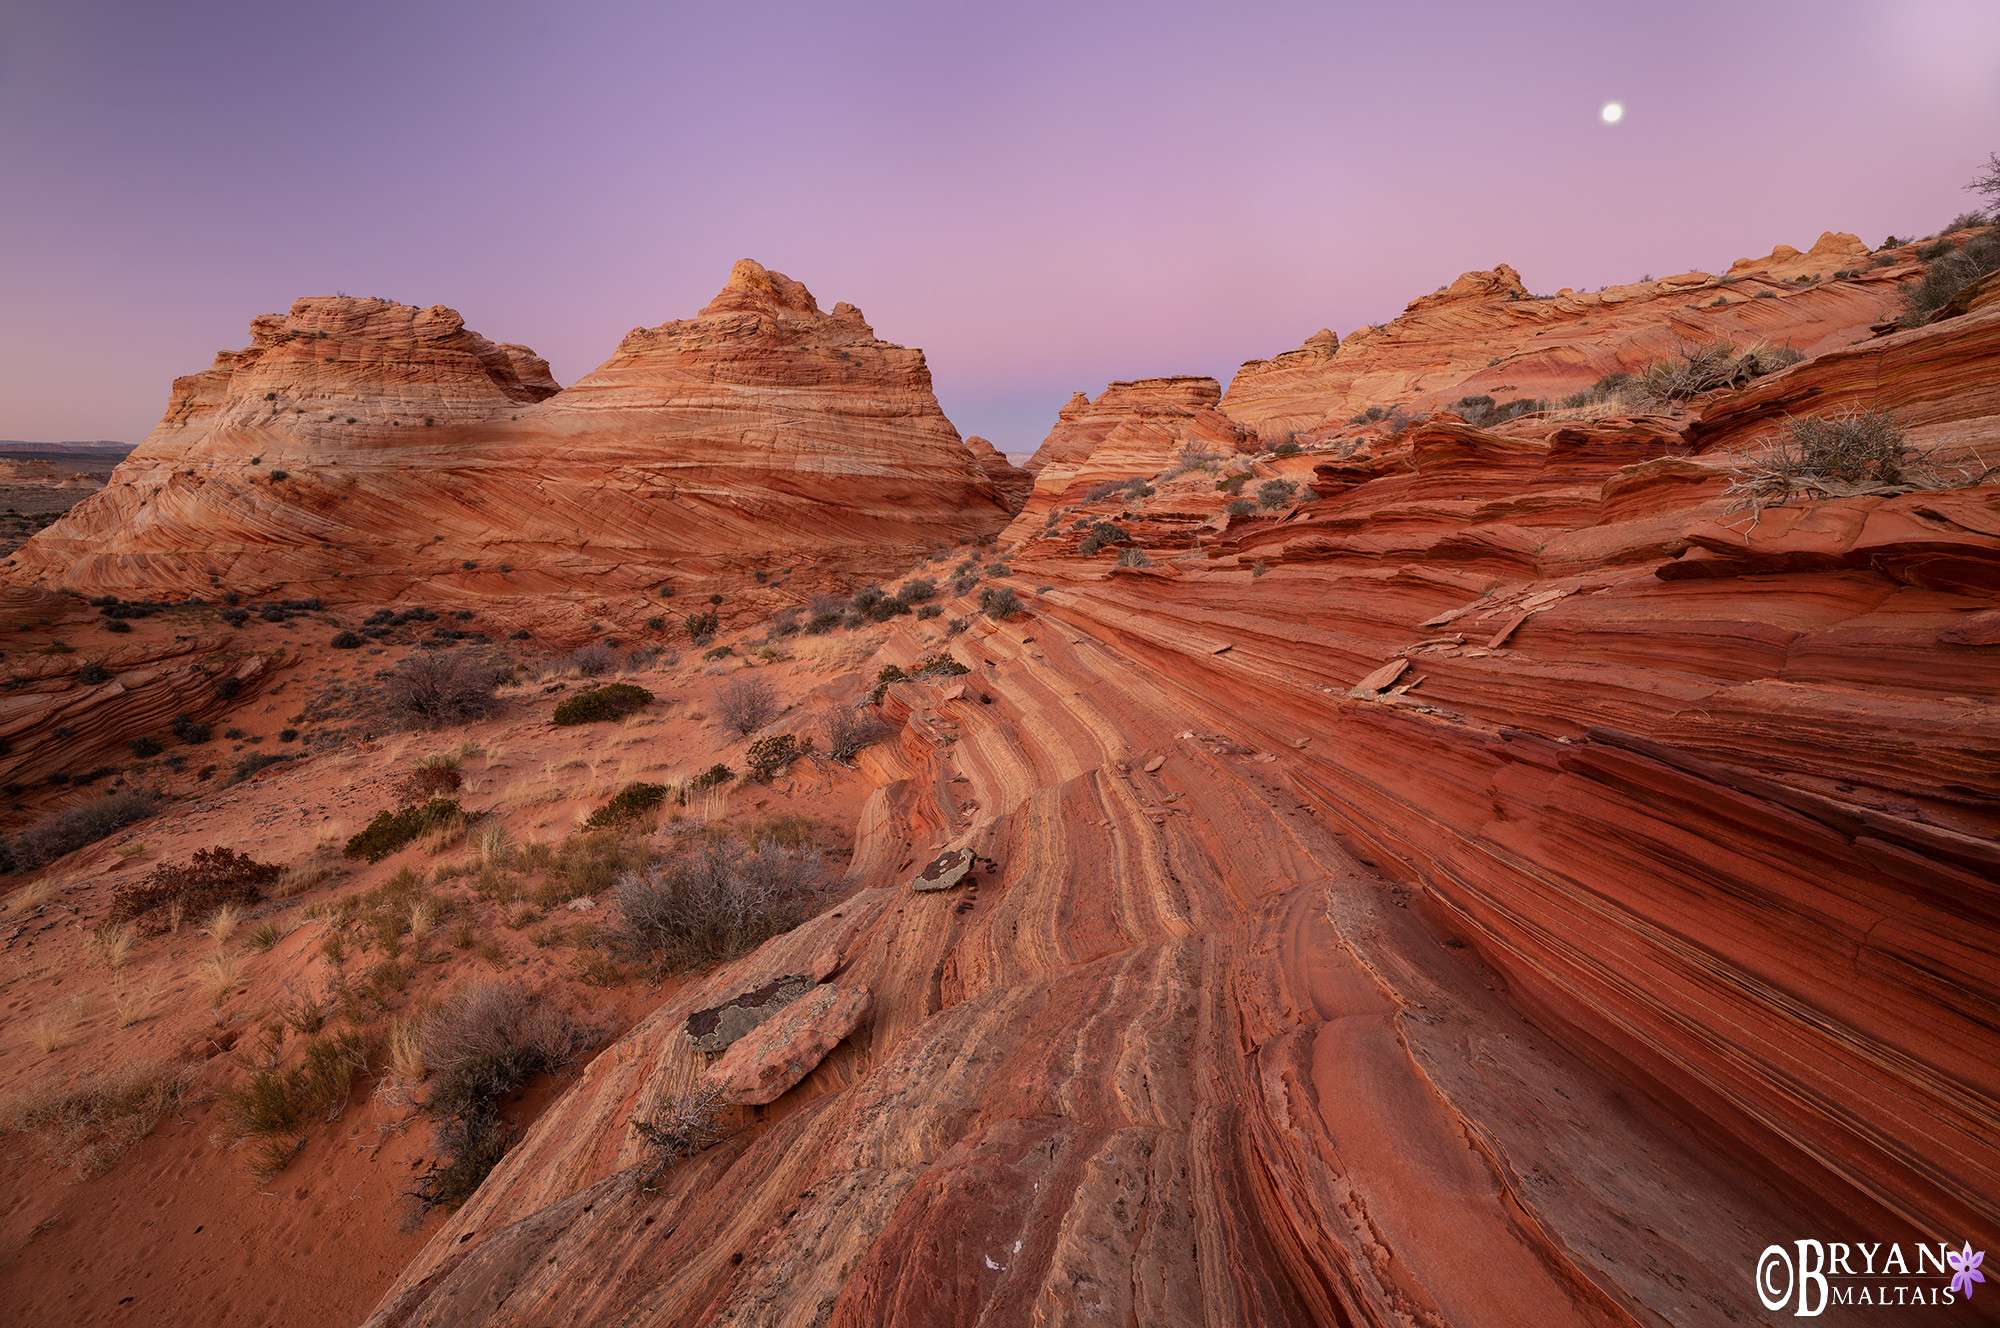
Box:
[1060,391,1093,417]
[701,259,823,319]
[1304,328,1338,348]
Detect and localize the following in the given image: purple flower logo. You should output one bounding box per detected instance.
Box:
[1949,1243,1985,1298]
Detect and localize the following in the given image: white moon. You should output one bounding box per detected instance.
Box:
[1601,102,1624,124]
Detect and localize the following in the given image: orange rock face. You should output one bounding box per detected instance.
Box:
[7,262,1010,604]
[1004,376,1256,538]
[1223,235,1912,444]
[962,435,1032,512]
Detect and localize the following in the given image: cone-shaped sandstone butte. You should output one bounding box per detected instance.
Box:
[6,261,1010,599]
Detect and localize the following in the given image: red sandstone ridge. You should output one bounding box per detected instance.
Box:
[1223,233,1911,444]
[1004,376,1255,537]
[963,435,1032,512]
[7,262,1009,605]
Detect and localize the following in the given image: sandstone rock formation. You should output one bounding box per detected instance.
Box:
[1003,376,1256,538]
[1223,233,1912,445]
[962,435,1032,512]
[6,263,1011,604]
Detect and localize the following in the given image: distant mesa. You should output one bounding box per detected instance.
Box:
[6,261,1010,599]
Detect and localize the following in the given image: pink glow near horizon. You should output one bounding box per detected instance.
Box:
[1,0,1995,452]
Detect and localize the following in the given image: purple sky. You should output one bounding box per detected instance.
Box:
[3,0,1996,454]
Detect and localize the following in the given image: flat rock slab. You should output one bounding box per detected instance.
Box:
[706,984,872,1105]
[913,846,974,892]
[684,974,812,1053]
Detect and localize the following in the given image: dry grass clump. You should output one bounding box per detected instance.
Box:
[611,828,829,973]
[200,952,243,1007]
[1724,405,1999,515]
[114,973,163,1028]
[206,903,242,946]
[629,1080,731,1195]
[0,1060,200,1177]
[32,995,92,1053]
[90,921,137,970]
[5,879,60,913]
[1161,438,1225,479]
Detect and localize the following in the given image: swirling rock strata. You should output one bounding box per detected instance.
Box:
[8,263,1010,601]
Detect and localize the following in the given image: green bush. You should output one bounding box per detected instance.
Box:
[745,734,805,779]
[689,763,733,790]
[344,799,463,863]
[584,782,669,829]
[683,610,719,643]
[551,683,654,726]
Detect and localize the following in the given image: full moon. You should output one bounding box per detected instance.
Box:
[1601,101,1624,124]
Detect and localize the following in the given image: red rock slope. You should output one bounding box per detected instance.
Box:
[363,295,1997,1327]
[8,262,1010,601]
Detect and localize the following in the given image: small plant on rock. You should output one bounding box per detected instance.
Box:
[716,674,777,735]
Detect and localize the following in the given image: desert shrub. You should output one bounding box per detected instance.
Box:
[15,790,160,867]
[689,763,733,790]
[629,1081,730,1194]
[535,828,651,906]
[898,577,937,604]
[683,609,720,644]
[214,675,243,699]
[569,643,617,677]
[1897,226,2000,326]
[913,650,968,677]
[393,758,463,805]
[703,645,734,660]
[1217,471,1251,495]
[0,1061,200,1178]
[867,664,908,704]
[1637,338,1740,405]
[611,835,829,973]
[978,586,1024,619]
[344,799,464,863]
[330,630,362,649]
[1273,440,1303,457]
[1076,521,1130,556]
[79,662,112,685]
[407,983,595,1216]
[716,674,777,735]
[226,752,291,786]
[804,611,840,636]
[1083,476,1153,503]
[917,604,943,620]
[745,733,806,780]
[380,652,497,726]
[110,846,278,928]
[551,682,654,726]
[1724,405,1997,514]
[1162,439,1224,479]
[128,735,163,758]
[1116,546,1152,567]
[219,608,250,627]
[1226,498,1255,517]
[585,782,670,829]
[822,706,893,761]
[1256,478,1299,509]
